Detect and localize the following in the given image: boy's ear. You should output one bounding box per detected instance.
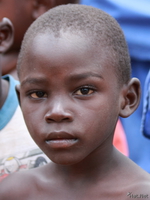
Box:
[32,0,55,19]
[119,78,141,118]
[0,18,14,53]
[15,84,21,106]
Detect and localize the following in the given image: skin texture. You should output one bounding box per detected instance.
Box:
[19,33,121,165]
[0,31,149,200]
[0,18,14,108]
[0,0,79,79]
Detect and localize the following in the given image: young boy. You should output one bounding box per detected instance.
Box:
[0,0,128,156]
[1,4,149,199]
[0,18,49,182]
[0,0,79,79]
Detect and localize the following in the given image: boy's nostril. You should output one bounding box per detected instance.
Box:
[45,112,73,123]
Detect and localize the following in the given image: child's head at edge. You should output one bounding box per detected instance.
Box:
[1,0,79,77]
[0,18,13,56]
[0,0,79,52]
[0,18,14,107]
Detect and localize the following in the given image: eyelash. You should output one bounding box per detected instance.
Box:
[27,85,96,99]
[74,85,96,96]
[28,90,47,99]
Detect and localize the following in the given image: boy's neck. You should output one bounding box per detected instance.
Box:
[1,51,18,80]
[52,140,116,182]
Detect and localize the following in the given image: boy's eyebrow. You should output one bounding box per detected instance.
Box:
[21,72,103,86]
[69,72,103,81]
[21,77,48,87]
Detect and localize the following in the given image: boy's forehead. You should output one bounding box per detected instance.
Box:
[20,31,117,81]
[21,32,94,74]
[30,32,92,58]
[20,31,113,78]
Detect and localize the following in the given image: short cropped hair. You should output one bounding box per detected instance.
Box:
[17,4,131,85]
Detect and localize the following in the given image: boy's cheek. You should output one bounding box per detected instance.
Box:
[22,106,41,135]
[20,101,40,129]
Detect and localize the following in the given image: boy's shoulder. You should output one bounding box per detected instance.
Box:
[0,165,49,200]
[102,150,150,199]
[0,155,150,200]
[114,151,150,195]
[123,180,150,200]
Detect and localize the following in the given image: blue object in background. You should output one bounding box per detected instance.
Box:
[142,71,150,139]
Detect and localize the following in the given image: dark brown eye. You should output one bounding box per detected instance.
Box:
[75,88,94,95]
[30,91,47,99]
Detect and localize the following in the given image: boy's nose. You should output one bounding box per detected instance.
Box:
[44,98,73,123]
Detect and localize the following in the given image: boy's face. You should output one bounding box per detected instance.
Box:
[18,32,123,165]
[0,0,34,50]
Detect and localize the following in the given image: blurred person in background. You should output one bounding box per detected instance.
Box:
[0,0,79,79]
[141,70,150,139]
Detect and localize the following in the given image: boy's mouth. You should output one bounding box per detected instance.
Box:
[45,131,78,149]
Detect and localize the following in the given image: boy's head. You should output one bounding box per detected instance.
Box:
[0,0,79,52]
[16,5,140,165]
[17,4,131,86]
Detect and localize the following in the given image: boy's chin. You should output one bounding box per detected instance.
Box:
[49,154,85,166]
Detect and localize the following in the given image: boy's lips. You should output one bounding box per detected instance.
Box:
[45,131,78,149]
